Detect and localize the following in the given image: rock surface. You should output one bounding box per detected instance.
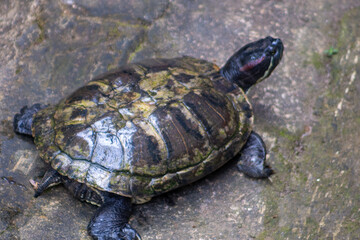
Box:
[1,0,360,239]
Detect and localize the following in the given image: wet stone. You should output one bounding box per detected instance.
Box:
[61,0,169,23]
[1,0,360,240]
[15,24,41,51]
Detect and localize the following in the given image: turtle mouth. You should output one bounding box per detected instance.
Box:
[274,39,284,61]
[264,37,284,61]
[262,37,284,78]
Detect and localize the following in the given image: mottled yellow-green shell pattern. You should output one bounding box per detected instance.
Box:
[32,56,253,203]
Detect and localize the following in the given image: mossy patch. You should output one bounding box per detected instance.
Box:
[15,66,22,75]
[106,26,123,40]
[128,41,145,63]
[34,15,46,44]
[115,20,149,30]
[107,63,117,71]
[310,52,325,70]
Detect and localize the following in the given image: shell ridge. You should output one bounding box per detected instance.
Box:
[143,117,169,172]
[147,114,170,172]
[168,115,189,156]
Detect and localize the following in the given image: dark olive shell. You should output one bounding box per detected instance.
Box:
[32,56,253,203]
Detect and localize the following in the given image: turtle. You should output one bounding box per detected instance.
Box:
[14,36,283,240]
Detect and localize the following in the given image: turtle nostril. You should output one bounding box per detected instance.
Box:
[272,39,283,47]
[272,39,279,45]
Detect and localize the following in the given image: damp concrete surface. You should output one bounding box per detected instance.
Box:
[1,0,360,239]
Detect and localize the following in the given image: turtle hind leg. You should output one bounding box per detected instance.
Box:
[31,168,63,198]
[88,193,141,240]
[237,131,274,178]
[62,179,104,206]
[13,103,46,136]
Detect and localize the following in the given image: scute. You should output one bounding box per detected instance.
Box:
[56,125,95,160]
[92,132,124,170]
[182,89,239,147]
[130,119,168,176]
[147,102,212,172]
[32,56,253,203]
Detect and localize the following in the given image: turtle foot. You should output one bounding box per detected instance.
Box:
[88,195,140,240]
[89,223,140,240]
[13,103,47,136]
[237,131,274,178]
[237,162,273,178]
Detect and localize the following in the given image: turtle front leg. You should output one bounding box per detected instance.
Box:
[237,131,273,178]
[88,193,141,240]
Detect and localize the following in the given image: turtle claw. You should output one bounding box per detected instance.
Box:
[122,224,141,240]
[119,224,141,240]
[87,196,140,240]
[135,232,142,240]
[88,223,141,240]
[29,178,39,190]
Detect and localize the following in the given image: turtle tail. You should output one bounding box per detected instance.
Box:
[32,168,63,198]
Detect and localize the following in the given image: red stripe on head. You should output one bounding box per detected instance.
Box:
[239,55,266,72]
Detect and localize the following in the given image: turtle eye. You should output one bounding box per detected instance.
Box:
[265,45,277,56]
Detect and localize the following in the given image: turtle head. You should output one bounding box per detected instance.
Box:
[220,36,283,92]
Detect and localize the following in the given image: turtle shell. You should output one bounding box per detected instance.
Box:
[32,56,253,203]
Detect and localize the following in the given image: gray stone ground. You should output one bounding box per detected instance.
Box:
[1,0,360,239]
